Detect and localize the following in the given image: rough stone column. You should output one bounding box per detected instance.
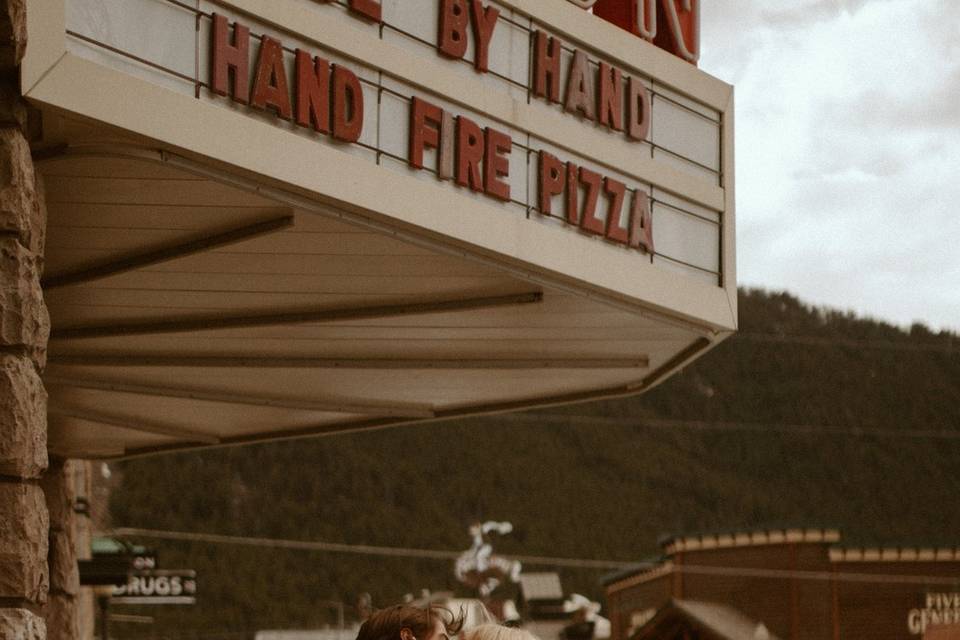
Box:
[41,459,81,640]
[0,1,52,638]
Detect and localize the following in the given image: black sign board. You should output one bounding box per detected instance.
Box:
[111,570,198,605]
[79,557,134,587]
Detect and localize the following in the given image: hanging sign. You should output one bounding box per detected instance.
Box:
[111,570,198,605]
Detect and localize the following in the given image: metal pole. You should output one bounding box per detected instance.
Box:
[98,595,110,640]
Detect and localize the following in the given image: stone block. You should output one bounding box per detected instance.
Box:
[0,608,45,640]
[43,593,78,640]
[0,354,47,478]
[42,461,80,594]
[33,172,45,266]
[40,459,73,529]
[47,530,79,597]
[0,237,49,362]
[0,0,28,70]
[0,482,49,603]
[0,128,46,255]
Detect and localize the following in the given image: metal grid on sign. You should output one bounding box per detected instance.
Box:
[63,0,724,284]
[65,0,724,177]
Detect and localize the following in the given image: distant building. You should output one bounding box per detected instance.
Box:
[629,600,779,640]
[603,528,960,640]
[519,573,567,621]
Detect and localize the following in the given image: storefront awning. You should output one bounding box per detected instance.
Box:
[27,0,736,458]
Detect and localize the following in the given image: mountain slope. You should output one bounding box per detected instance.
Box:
[107,288,960,638]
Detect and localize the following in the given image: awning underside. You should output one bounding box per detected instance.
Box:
[39,136,707,458]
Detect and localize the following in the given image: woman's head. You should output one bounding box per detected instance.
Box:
[357,605,465,640]
[461,623,540,640]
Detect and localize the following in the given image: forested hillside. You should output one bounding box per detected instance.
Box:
[107,288,960,639]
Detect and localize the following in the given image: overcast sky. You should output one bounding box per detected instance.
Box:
[696,0,960,332]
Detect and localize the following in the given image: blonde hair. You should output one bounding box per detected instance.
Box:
[462,624,540,640]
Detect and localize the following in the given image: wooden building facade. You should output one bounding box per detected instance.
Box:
[604,529,960,640]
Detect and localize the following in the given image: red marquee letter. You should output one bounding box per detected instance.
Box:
[565,162,580,224]
[295,50,330,133]
[598,62,623,131]
[439,0,469,60]
[533,31,562,103]
[470,0,500,72]
[564,50,596,121]
[439,111,457,180]
[628,191,655,253]
[578,167,604,234]
[627,76,651,141]
[348,0,381,21]
[603,178,628,244]
[538,151,565,215]
[332,65,364,142]
[409,97,443,170]
[484,127,512,201]
[251,36,292,119]
[211,14,250,103]
[456,116,485,192]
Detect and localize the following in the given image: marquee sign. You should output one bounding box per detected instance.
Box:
[209,5,661,255]
[319,0,701,64]
[22,0,735,457]
[39,0,726,287]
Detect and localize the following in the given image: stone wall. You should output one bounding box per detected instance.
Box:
[0,1,53,638]
[41,459,81,639]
